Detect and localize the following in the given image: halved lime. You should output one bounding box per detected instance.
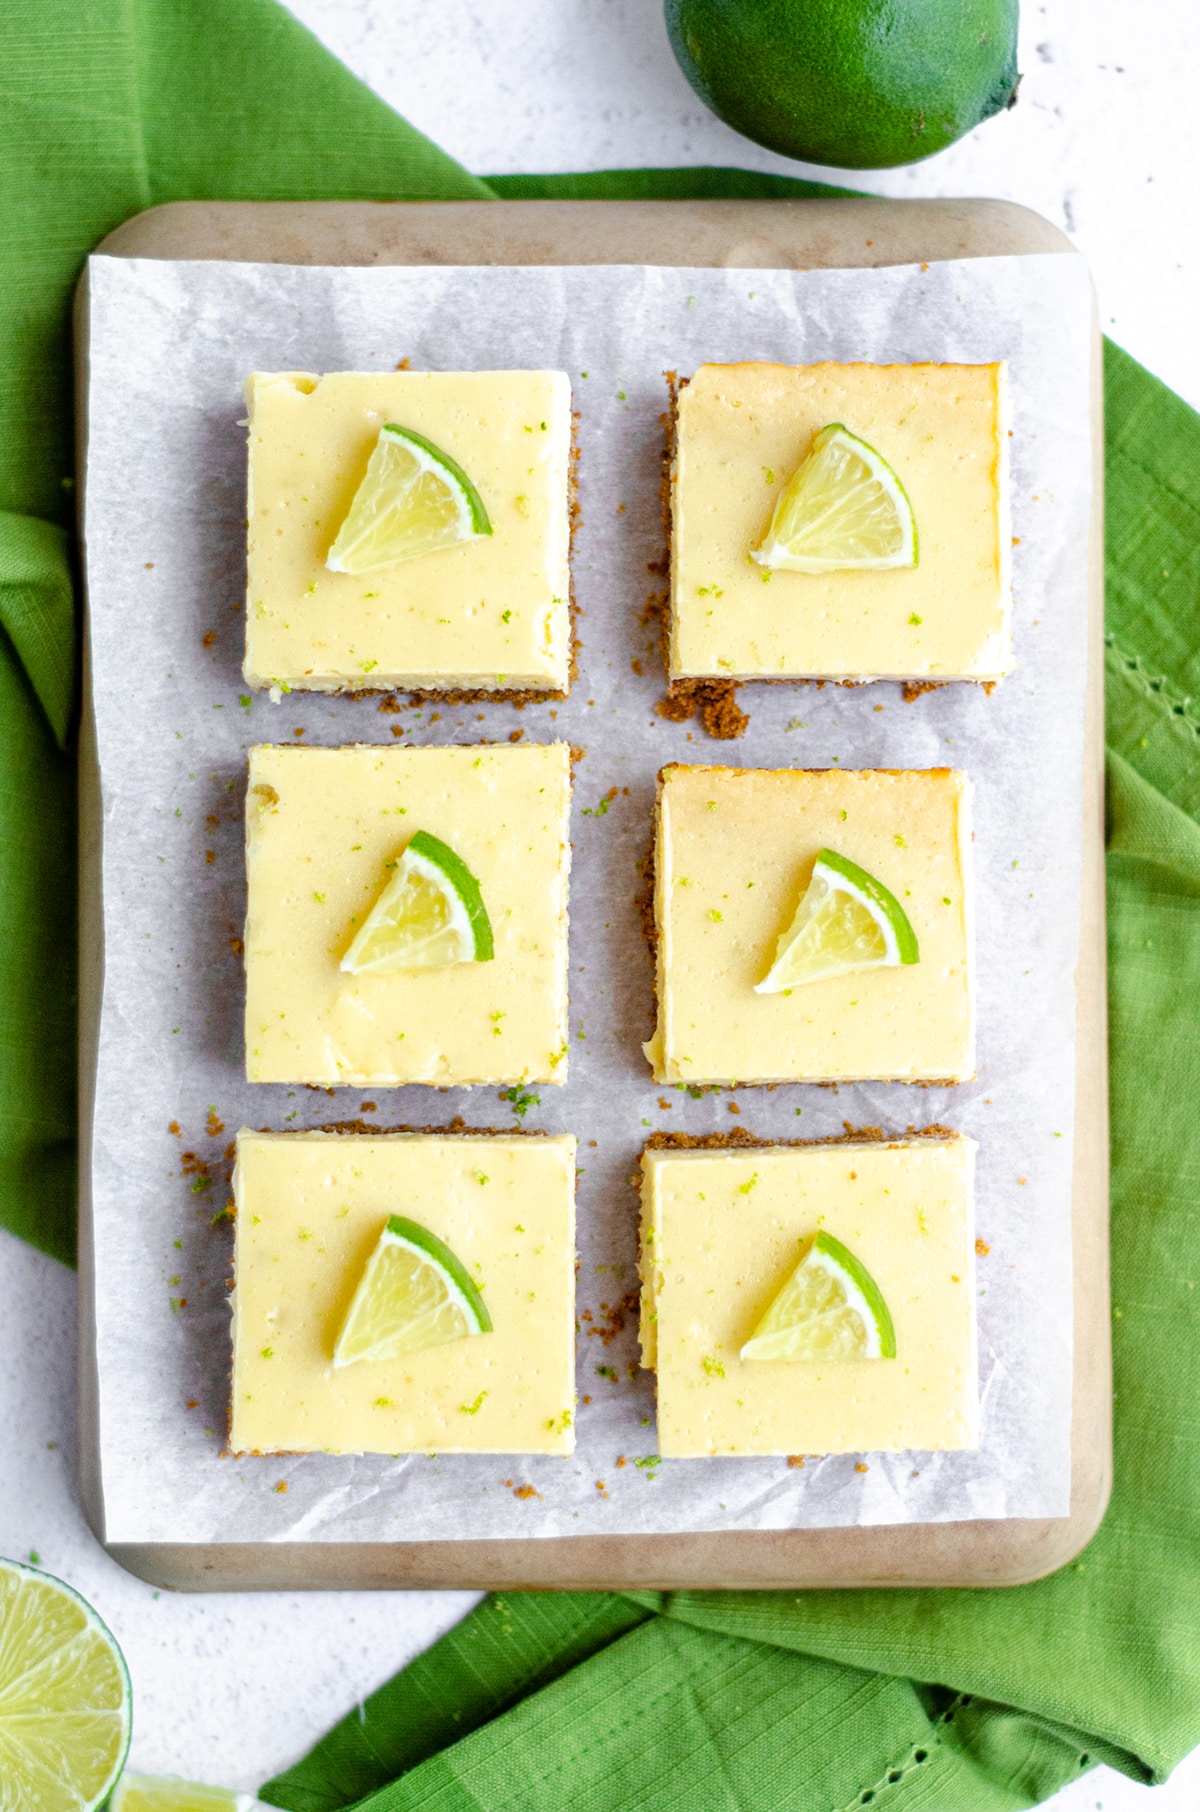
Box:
[341,829,494,974]
[751,423,917,573]
[110,1776,257,1811]
[0,1557,131,1810]
[333,1214,493,1367]
[756,847,918,994]
[741,1230,896,1362]
[326,424,492,574]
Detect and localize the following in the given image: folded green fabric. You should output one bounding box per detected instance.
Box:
[266,1592,1102,1812]
[1,0,488,1264]
[5,2,1200,1805]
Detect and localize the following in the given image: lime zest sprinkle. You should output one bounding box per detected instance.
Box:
[502,1085,541,1118]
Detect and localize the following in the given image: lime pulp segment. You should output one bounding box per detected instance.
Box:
[755,846,919,993]
[0,1557,131,1811]
[326,423,493,574]
[341,828,494,974]
[110,1776,258,1812]
[740,1230,897,1362]
[751,423,918,573]
[333,1212,493,1368]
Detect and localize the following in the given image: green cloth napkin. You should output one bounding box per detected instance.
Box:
[5,1,1200,1804]
[2,0,488,1267]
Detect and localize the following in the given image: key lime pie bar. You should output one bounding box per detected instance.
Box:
[639,1137,978,1457]
[243,370,573,695]
[244,741,571,1086]
[229,1130,577,1456]
[644,764,973,1085]
[667,362,1011,684]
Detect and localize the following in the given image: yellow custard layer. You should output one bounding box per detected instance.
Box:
[230,1130,577,1456]
[644,764,974,1085]
[670,361,1011,682]
[244,370,573,693]
[640,1140,978,1457]
[244,742,571,1087]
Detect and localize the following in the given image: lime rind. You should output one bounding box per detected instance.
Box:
[384,1214,493,1334]
[382,426,492,536]
[740,1229,896,1363]
[408,829,495,962]
[326,423,492,575]
[333,1214,492,1368]
[340,829,494,974]
[751,422,918,574]
[816,847,919,965]
[811,1231,897,1358]
[755,846,919,994]
[0,1557,131,1811]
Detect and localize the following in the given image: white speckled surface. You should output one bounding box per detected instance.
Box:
[3,1,1198,1800]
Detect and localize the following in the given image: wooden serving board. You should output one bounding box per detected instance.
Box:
[77,196,1109,1591]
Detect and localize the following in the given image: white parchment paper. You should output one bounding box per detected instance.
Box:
[81,252,1093,1544]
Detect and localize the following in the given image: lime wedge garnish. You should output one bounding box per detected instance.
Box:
[751,423,917,573]
[326,423,493,574]
[755,847,918,994]
[341,829,494,974]
[334,1213,493,1367]
[0,1557,131,1809]
[111,1777,257,1811]
[741,1230,896,1362]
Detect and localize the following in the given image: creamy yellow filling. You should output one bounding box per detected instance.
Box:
[644,764,973,1085]
[671,361,1011,682]
[244,742,571,1087]
[244,370,572,693]
[640,1140,978,1458]
[229,1131,577,1457]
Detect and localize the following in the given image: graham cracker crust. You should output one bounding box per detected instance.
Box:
[641,1123,961,1155]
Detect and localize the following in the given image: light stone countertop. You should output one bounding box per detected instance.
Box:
[2,2,1196,1801]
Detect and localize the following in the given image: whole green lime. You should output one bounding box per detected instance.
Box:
[665,0,1020,169]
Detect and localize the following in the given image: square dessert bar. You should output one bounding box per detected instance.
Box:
[243,370,573,695]
[229,1130,577,1456]
[244,741,571,1087]
[640,1137,979,1458]
[644,764,973,1085]
[668,361,1011,683]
